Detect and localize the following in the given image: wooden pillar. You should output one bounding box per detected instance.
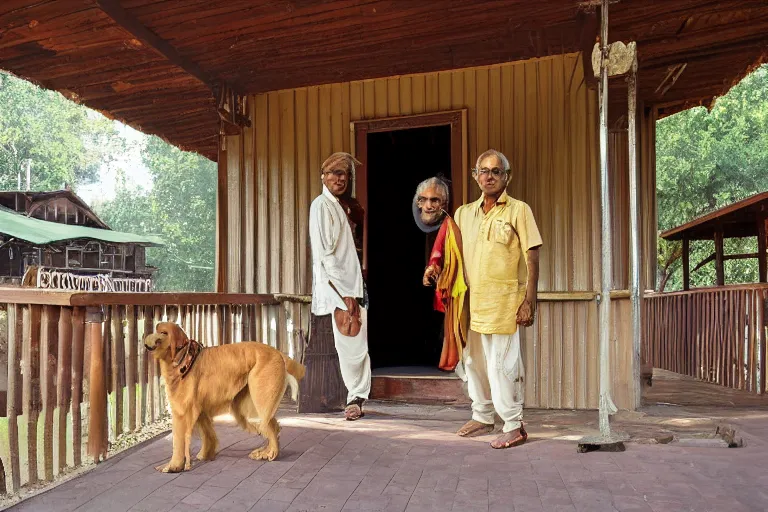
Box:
[86,306,108,464]
[758,217,767,283]
[714,229,725,286]
[682,238,690,291]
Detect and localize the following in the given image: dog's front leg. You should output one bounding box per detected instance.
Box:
[157,412,189,473]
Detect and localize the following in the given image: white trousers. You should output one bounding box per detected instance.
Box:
[331,307,371,404]
[464,329,525,432]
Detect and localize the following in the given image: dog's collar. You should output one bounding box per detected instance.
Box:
[173,339,204,379]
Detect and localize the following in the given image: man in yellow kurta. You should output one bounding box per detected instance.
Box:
[453,149,542,449]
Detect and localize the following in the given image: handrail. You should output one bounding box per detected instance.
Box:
[0,288,311,306]
[645,282,768,298]
[0,288,636,306]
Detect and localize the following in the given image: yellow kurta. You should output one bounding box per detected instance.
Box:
[454,191,543,335]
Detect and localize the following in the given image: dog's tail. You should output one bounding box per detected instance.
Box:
[281,353,306,402]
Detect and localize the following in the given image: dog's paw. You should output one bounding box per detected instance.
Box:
[155,457,188,473]
[156,463,185,473]
[196,451,216,461]
[249,446,279,461]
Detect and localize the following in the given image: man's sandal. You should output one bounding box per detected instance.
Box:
[490,424,528,449]
[344,397,365,421]
[457,420,494,437]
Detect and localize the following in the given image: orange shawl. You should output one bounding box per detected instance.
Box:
[428,216,468,371]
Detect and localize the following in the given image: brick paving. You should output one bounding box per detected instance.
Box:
[8,403,768,512]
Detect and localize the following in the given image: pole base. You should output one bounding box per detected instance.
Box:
[577,432,629,453]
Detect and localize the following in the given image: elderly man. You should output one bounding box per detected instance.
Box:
[308,152,371,421]
[448,149,542,449]
[412,177,451,364]
[416,176,468,371]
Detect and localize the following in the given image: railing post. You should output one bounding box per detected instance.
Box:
[126,305,138,431]
[22,304,41,485]
[71,307,86,468]
[7,304,22,492]
[56,307,73,475]
[758,290,766,394]
[86,306,108,464]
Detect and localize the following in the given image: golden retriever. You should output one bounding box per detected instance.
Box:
[144,322,305,472]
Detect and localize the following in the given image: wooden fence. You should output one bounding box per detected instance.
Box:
[644,284,768,394]
[0,289,310,495]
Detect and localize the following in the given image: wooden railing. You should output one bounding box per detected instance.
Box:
[644,284,768,394]
[0,289,310,495]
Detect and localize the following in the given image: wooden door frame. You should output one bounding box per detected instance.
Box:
[350,109,468,271]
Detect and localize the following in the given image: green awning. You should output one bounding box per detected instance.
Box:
[0,207,163,246]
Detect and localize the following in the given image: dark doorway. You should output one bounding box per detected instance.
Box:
[366,125,452,370]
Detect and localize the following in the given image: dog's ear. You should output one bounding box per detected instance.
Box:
[167,323,189,361]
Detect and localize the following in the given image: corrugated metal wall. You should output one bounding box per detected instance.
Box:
[218,52,657,410]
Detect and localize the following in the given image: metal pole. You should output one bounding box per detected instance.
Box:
[627,57,641,409]
[598,0,617,437]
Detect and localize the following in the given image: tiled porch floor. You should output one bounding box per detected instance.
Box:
[7,402,768,512]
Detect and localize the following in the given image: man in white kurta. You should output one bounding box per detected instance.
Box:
[309,152,371,420]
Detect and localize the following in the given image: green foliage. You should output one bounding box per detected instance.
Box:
[94,137,217,292]
[0,72,124,190]
[656,64,768,290]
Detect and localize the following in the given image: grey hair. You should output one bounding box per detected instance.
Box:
[475,149,510,173]
[414,176,450,206]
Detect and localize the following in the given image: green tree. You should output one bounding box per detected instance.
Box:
[656,64,768,291]
[95,137,216,292]
[0,71,124,190]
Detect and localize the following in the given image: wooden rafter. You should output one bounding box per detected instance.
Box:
[96,0,221,94]
[95,0,250,133]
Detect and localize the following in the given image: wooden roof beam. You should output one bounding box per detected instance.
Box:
[96,0,250,133]
[96,0,223,94]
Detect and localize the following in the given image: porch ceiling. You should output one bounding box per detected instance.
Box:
[1,0,767,161]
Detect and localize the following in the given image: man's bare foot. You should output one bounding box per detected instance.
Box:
[490,426,527,449]
[345,397,365,421]
[456,420,494,437]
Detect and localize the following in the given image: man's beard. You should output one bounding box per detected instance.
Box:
[420,210,443,226]
[413,202,444,233]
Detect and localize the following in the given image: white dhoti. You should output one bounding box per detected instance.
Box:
[463,329,525,432]
[330,307,371,404]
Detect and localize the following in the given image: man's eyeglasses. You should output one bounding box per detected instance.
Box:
[472,167,507,177]
[323,169,349,178]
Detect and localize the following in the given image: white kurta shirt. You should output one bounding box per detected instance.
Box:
[309,185,364,316]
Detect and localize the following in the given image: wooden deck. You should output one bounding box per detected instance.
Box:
[643,368,768,407]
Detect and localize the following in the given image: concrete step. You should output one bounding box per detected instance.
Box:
[370,366,470,404]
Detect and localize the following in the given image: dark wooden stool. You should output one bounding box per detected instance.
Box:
[297,314,347,413]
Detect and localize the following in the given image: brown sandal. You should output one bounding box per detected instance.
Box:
[345,398,365,421]
[457,419,494,437]
[490,425,528,449]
